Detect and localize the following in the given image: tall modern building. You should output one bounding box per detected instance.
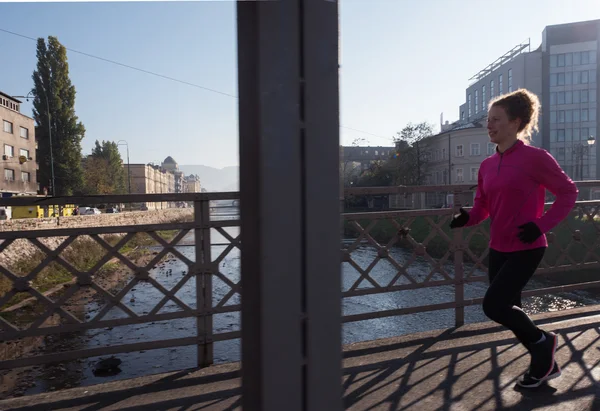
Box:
[541,20,599,185]
[459,40,543,147]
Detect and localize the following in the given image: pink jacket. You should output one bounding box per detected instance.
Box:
[465,140,578,252]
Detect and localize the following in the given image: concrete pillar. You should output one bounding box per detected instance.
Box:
[237,1,342,411]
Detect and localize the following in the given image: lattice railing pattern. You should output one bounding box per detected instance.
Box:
[342,200,600,325]
[0,194,241,371]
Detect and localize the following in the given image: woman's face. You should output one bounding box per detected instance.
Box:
[487,105,520,145]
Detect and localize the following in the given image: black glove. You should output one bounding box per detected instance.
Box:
[450,208,469,229]
[517,222,543,244]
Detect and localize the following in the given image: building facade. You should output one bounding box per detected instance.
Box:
[0,91,37,195]
[459,41,543,147]
[541,20,599,194]
[129,163,175,209]
[184,174,201,193]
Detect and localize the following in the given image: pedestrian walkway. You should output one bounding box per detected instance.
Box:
[1,305,599,411]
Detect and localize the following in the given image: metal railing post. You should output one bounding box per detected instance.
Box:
[453,189,465,327]
[195,197,213,367]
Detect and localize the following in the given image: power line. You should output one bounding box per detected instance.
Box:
[0,28,237,98]
[1,27,394,143]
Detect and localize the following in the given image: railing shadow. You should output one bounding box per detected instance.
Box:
[342,317,600,410]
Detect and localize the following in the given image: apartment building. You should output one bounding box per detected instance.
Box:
[129,163,175,210]
[541,20,599,195]
[0,91,37,195]
[184,174,201,193]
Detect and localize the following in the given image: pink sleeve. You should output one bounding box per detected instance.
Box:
[533,150,578,233]
[465,168,489,226]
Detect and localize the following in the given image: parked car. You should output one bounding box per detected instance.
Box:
[105,207,119,214]
[83,207,101,215]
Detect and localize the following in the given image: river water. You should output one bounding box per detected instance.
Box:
[13,209,600,395]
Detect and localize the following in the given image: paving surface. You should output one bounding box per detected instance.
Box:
[1,305,600,411]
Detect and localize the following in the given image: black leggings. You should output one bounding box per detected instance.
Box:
[482,247,546,347]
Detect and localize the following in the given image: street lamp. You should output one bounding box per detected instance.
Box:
[116,140,131,195]
[12,90,55,197]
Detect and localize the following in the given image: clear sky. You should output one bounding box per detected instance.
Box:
[1,0,600,169]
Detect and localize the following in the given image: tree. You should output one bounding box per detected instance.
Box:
[340,137,368,187]
[391,122,434,186]
[83,140,127,195]
[32,36,86,196]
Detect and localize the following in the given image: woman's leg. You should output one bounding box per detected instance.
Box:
[482,247,559,384]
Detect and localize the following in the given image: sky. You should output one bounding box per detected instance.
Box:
[1,0,600,169]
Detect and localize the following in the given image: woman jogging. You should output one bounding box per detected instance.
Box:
[450,88,578,388]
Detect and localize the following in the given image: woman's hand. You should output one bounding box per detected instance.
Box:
[450,208,469,229]
[517,222,543,244]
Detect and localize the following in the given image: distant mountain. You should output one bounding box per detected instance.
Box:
[179,165,239,192]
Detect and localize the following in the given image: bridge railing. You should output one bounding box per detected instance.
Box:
[0,192,240,371]
[0,184,598,375]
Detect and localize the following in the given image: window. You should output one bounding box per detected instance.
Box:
[591,50,598,64]
[4,145,14,158]
[591,90,597,103]
[550,74,557,87]
[557,129,565,142]
[475,90,479,113]
[550,111,557,123]
[482,85,486,111]
[566,110,572,123]
[590,69,597,83]
[470,167,478,182]
[557,147,565,160]
[558,110,565,123]
[574,128,581,141]
[488,142,496,155]
[566,91,573,104]
[566,129,573,141]
[558,92,565,104]
[19,148,29,158]
[566,72,572,85]
[19,127,28,139]
[573,90,581,103]
[461,111,465,120]
[443,169,448,184]
[582,90,589,103]
[582,70,589,84]
[558,73,565,86]
[574,51,581,65]
[442,148,446,159]
[550,130,557,142]
[582,51,590,65]
[574,71,581,85]
[566,52,573,66]
[499,74,503,94]
[574,109,580,122]
[4,169,14,181]
[3,121,12,134]
[456,168,464,182]
[550,55,557,67]
[21,171,30,183]
[455,145,464,157]
[550,92,557,105]
[582,109,589,122]
[582,127,589,139]
[490,80,495,98]
[468,94,472,117]
[470,143,480,156]
[558,54,565,67]
[591,109,597,122]
[508,69,513,92]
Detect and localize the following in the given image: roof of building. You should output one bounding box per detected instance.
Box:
[0,91,22,104]
[163,156,177,164]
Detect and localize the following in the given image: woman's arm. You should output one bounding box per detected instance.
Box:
[464,168,489,227]
[532,149,578,233]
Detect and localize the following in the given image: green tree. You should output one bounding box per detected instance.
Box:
[391,122,434,186]
[83,140,126,195]
[32,36,85,196]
